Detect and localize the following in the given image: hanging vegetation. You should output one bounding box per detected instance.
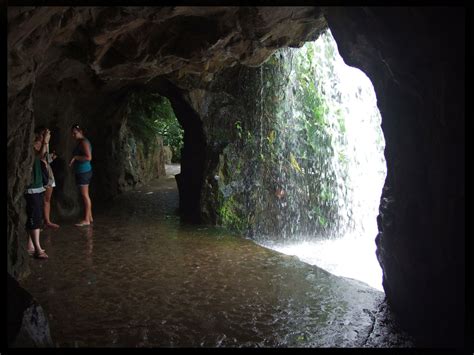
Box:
[215,31,352,239]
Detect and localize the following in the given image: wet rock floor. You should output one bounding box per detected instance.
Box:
[20,165,413,347]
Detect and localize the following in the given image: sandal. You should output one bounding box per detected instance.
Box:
[34,251,48,259]
[28,248,45,256]
[75,222,91,227]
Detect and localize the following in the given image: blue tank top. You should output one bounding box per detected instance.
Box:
[73,138,92,174]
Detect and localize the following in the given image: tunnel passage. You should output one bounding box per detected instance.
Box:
[30,69,206,223]
[147,80,207,223]
[7,7,465,347]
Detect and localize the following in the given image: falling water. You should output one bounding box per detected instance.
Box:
[254,29,387,291]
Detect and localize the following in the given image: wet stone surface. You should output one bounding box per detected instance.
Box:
[20,165,413,347]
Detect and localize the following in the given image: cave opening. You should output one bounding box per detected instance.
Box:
[126,91,183,165]
[211,28,387,291]
[259,28,387,291]
[125,90,184,195]
[98,80,207,223]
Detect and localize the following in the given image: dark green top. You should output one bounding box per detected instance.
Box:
[26,156,46,193]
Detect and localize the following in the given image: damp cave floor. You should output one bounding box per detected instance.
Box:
[20,164,413,348]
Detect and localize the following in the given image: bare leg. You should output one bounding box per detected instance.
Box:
[76,185,93,225]
[27,229,47,257]
[44,187,59,228]
[27,235,35,252]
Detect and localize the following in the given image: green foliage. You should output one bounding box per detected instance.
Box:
[127,92,160,155]
[256,42,348,233]
[289,152,303,173]
[216,35,353,236]
[219,195,246,233]
[266,130,276,145]
[128,91,183,161]
[235,121,243,139]
[153,102,184,163]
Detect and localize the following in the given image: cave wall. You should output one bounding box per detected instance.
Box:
[185,61,296,237]
[324,7,465,347]
[8,7,64,279]
[32,57,108,219]
[115,122,166,192]
[8,273,53,347]
[7,6,465,347]
[185,64,262,227]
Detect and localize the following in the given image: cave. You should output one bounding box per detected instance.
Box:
[7,7,465,348]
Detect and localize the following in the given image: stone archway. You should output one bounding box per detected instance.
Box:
[147,79,207,223]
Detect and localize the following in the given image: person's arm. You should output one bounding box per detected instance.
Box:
[37,131,50,158]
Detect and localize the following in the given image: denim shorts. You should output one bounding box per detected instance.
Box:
[75,170,93,186]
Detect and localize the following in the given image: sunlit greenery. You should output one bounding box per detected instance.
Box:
[128,92,183,162]
[265,45,346,234]
[217,35,350,237]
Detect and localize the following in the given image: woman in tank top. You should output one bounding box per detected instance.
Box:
[69,124,93,227]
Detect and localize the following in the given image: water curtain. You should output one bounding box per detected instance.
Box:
[219,29,386,245]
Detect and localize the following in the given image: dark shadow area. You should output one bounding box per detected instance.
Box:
[140,79,207,224]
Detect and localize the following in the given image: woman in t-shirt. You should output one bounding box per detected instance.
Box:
[37,127,60,229]
[26,129,50,259]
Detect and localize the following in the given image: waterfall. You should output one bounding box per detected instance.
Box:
[255,29,386,290]
[215,28,386,290]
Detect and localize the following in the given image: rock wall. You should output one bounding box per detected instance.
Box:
[8,7,62,280]
[324,7,465,347]
[32,56,110,219]
[8,273,53,347]
[100,101,166,197]
[162,146,172,164]
[115,125,166,192]
[185,65,261,228]
[185,63,291,237]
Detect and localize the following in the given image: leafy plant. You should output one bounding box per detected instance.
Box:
[128,91,183,162]
[217,33,354,237]
[235,121,243,139]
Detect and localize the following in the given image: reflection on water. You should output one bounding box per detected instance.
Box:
[20,165,410,347]
[261,234,383,291]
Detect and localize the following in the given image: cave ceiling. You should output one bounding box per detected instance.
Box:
[8,6,327,93]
